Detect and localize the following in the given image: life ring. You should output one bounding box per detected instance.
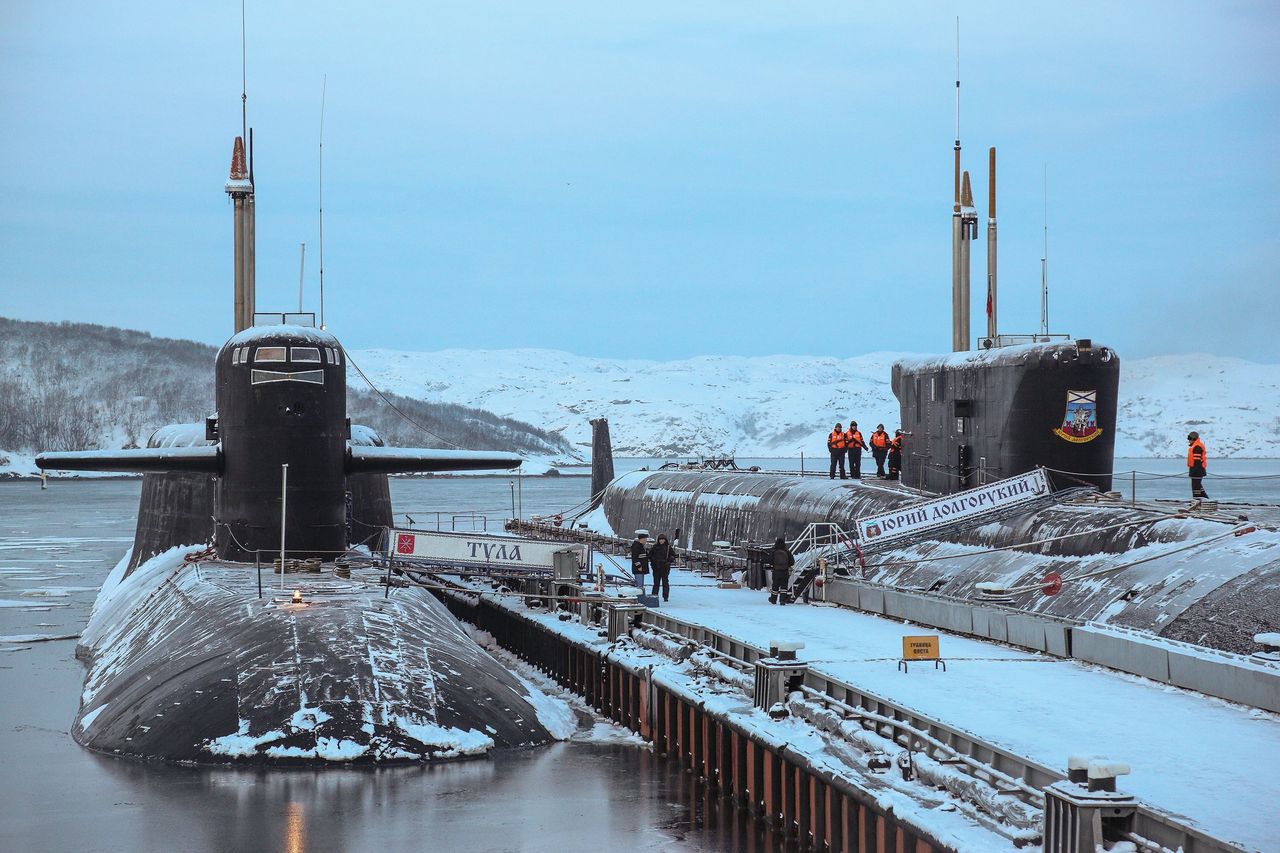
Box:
[553,514,563,527]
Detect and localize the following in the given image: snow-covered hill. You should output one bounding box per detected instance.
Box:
[1117,355,1280,457]
[350,347,1280,459]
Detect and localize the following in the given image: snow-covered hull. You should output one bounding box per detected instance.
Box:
[604,470,1280,655]
[74,547,552,763]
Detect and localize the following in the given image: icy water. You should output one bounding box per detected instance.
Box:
[3,463,1278,852]
[594,457,1280,505]
[0,479,788,853]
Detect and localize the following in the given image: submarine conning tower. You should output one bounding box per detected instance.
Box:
[891,340,1119,494]
[214,324,348,560]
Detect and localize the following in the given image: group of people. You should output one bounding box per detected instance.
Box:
[630,531,674,601]
[826,422,904,481]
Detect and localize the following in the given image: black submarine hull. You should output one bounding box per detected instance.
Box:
[602,469,1280,656]
[127,435,394,572]
[75,547,554,763]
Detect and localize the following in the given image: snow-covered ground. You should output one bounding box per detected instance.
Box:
[7,345,1276,480]
[351,347,1280,458]
[652,572,1280,852]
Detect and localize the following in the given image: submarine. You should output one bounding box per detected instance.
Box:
[596,142,1280,660]
[36,135,559,763]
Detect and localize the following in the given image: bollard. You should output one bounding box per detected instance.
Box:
[753,641,807,711]
[1043,758,1137,853]
[607,604,646,642]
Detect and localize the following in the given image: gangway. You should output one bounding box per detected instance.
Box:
[785,469,1089,574]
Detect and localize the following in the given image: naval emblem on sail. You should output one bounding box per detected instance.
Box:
[1053,389,1102,443]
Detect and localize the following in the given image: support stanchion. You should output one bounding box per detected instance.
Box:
[384,530,392,598]
[279,463,289,591]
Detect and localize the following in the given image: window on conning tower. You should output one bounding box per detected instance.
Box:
[291,347,321,363]
[255,347,286,363]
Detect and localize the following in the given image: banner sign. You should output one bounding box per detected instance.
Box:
[856,468,1052,547]
[390,529,583,571]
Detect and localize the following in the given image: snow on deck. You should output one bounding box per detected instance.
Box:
[657,573,1280,852]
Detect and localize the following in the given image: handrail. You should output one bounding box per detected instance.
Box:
[634,607,1244,853]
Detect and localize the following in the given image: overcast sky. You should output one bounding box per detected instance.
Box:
[2,2,1277,362]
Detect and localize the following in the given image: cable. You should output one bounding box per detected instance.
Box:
[861,513,1181,570]
[1046,465,1280,481]
[342,348,466,450]
[1000,524,1252,594]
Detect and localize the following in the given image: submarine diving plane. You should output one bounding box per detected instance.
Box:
[35,138,559,763]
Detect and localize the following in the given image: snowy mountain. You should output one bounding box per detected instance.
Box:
[351,347,1280,459]
[0,318,574,468]
[3,316,1275,471]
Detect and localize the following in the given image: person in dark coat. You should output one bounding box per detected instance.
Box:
[649,534,674,601]
[769,536,794,605]
[630,531,649,589]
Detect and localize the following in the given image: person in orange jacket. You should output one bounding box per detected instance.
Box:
[844,421,868,480]
[827,423,848,479]
[1187,431,1208,499]
[869,425,891,478]
[887,429,905,481]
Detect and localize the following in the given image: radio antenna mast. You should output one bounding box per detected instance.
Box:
[318,75,327,330]
[240,0,248,143]
[1040,164,1049,337]
[955,17,961,153]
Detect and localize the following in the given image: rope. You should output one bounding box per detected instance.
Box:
[397,570,638,605]
[342,348,467,451]
[1001,524,1253,594]
[213,519,382,558]
[1045,466,1280,481]
[863,513,1180,570]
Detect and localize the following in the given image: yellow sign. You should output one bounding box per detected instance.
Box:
[901,635,940,661]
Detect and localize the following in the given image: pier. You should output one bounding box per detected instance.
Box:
[413,518,1280,851]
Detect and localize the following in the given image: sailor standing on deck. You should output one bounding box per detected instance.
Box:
[845,422,868,480]
[630,531,650,590]
[887,430,905,481]
[1187,432,1209,499]
[768,536,795,605]
[827,423,848,480]
[869,425,891,478]
[649,534,674,602]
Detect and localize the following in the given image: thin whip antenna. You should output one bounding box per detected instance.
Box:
[318,75,326,330]
[240,0,247,142]
[1041,164,1049,336]
[952,16,961,210]
[297,242,306,313]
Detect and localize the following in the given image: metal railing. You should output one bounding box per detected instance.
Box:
[401,511,490,532]
[634,607,1243,853]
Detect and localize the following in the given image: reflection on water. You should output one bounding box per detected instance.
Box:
[284,802,305,853]
[76,737,792,852]
[4,461,1278,851]
[0,480,779,853]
